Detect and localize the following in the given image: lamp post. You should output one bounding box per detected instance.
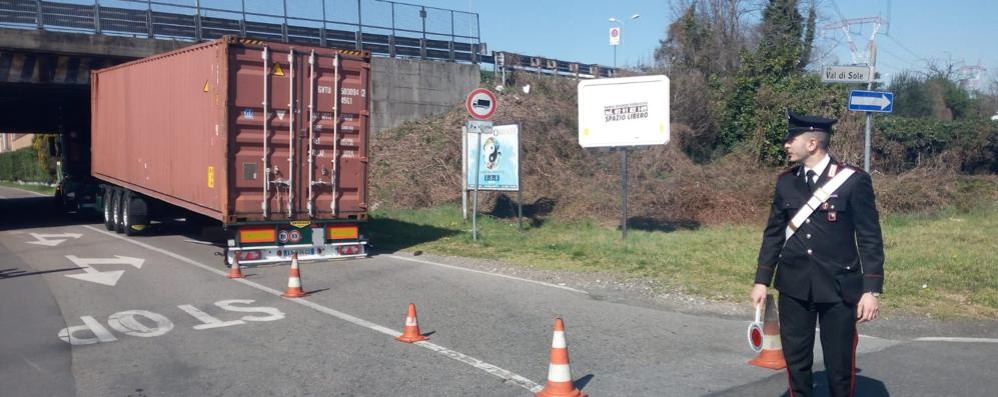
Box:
[607,14,639,68]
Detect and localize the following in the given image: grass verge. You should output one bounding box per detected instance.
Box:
[369,203,998,319]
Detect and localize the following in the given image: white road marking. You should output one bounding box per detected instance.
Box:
[26,232,82,246]
[178,305,246,330]
[64,255,145,286]
[914,337,998,343]
[383,254,588,294]
[82,225,543,393]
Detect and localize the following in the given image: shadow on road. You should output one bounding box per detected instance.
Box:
[365,217,461,253]
[776,369,889,397]
[707,369,889,396]
[0,196,99,232]
[0,267,81,280]
[575,374,595,391]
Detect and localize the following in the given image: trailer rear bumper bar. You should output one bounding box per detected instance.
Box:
[227,240,367,265]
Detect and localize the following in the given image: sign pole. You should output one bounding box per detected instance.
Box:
[863,42,877,173]
[462,126,468,219]
[472,129,481,241]
[864,112,872,173]
[620,148,628,239]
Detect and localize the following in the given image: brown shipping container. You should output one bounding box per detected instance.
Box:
[91,37,370,225]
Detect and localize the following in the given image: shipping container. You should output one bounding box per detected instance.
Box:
[90,37,369,264]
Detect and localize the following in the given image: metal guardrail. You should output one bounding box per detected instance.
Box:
[0,0,619,78]
[0,0,485,63]
[494,51,616,79]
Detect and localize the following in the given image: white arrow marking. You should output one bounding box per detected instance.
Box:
[65,265,125,286]
[63,255,145,286]
[66,255,145,269]
[851,95,891,109]
[26,233,83,247]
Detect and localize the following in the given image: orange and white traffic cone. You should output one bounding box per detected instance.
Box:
[748,294,787,370]
[281,253,308,298]
[536,318,587,397]
[395,303,429,343]
[227,255,244,279]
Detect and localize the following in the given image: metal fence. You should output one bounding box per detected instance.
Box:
[0,0,485,63]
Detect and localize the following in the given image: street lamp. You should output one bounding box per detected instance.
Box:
[608,14,640,68]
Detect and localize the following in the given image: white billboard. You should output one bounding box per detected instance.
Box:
[577,75,670,148]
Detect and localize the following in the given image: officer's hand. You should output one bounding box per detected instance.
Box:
[750,284,768,308]
[857,293,880,323]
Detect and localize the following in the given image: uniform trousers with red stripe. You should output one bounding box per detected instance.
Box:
[779,293,859,397]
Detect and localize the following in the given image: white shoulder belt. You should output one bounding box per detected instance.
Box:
[784,165,857,242]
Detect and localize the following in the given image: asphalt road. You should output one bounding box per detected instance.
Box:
[2,185,996,396]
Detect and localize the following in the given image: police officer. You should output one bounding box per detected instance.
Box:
[750,111,885,397]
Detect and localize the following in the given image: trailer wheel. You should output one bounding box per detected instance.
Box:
[112,189,125,234]
[103,188,115,231]
[122,192,148,236]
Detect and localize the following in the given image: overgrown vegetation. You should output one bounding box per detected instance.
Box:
[369,0,997,318]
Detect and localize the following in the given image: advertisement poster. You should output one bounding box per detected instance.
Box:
[465,124,519,191]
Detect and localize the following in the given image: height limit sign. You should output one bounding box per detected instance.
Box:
[466,88,497,120]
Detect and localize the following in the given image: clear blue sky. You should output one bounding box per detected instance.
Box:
[412,0,997,87]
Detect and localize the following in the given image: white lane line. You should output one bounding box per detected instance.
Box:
[913,337,998,343]
[82,225,543,393]
[383,254,588,295]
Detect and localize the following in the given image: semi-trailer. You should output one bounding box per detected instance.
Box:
[64,36,371,265]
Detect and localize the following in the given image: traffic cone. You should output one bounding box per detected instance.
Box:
[227,255,244,279]
[536,318,587,397]
[281,254,308,298]
[395,303,429,343]
[748,294,787,370]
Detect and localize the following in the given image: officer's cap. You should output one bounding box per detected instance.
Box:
[785,110,836,142]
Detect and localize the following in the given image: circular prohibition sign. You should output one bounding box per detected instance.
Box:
[465,88,497,120]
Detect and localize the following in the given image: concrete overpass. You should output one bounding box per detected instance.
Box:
[0,28,191,133]
[0,0,485,135]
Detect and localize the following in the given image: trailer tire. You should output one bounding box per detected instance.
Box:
[112,189,125,234]
[122,192,148,236]
[103,188,115,231]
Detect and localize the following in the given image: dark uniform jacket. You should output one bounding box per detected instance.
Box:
[755,157,885,304]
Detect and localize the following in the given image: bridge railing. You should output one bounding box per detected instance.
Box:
[0,0,486,63]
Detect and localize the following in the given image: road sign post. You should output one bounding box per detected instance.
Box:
[848,89,894,172]
[464,88,498,240]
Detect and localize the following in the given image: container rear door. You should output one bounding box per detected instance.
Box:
[228,43,368,223]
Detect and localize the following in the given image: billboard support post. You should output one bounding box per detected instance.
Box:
[621,148,628,239]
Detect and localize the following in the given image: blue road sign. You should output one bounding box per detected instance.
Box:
[848,90,894,113]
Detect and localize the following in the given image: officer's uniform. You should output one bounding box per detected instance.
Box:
[754,112,885,397]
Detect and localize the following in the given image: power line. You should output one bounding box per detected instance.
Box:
[882,34,929,64]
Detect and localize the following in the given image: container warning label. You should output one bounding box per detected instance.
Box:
[207,166,215,188]
[604,102,649,123]
[272,63,285,76]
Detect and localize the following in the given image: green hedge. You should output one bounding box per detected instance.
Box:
[0,148,52,183]
[876,117,998,174]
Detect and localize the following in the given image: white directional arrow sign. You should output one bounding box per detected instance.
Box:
[848,90,894,113]
[64,255,145,286]
[850,95,891,108]
[26,233,83,247]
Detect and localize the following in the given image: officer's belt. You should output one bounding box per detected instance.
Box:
[784,166,857,243]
